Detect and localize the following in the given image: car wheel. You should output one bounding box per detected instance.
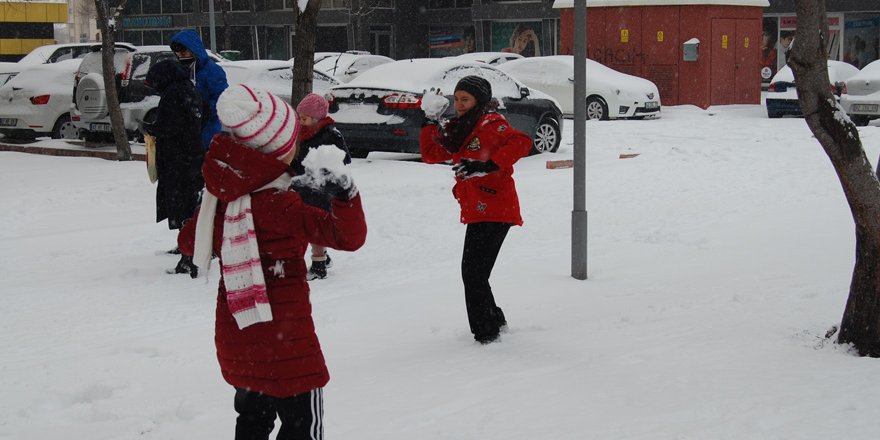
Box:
[852,115,871,127]
[51,113,72,139]
[586,96,608,120]
[532,117,561,155]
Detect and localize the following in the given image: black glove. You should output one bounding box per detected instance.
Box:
[452,159,499,180]
[295,169,359,201]
[321,172,358,200]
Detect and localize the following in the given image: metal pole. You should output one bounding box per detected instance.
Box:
[208,0,217,53]
[571,0,588,280]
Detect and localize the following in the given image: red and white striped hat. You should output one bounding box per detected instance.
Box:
[216,84,300,158]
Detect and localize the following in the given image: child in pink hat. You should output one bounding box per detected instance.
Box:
[292,93,354,280]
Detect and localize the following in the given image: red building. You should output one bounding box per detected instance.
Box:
[555,0,769,108]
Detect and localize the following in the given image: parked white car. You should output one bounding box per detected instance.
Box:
[71,44,228,141]
[454,52,523,66]
[498,55,661,119]
[220,60,340,102]
[841,59,880,126]
[0,59,81,140]
[312,53,394,83]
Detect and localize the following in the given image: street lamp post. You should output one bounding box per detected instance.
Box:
[208,0,217,52]
[571,0,588,280]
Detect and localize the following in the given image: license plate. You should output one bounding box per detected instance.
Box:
[852,104,879,113]
[90,123,111,132]
[0,117,16,126]
[644,101,659,109]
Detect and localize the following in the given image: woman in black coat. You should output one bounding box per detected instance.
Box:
[143,59,205,275]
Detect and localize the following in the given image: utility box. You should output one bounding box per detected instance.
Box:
[683,38,700,61]
[554,0,768,108]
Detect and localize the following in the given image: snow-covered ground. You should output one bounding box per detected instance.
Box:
[2,106,880,439]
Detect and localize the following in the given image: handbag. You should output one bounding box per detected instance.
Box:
[144,134,158,183]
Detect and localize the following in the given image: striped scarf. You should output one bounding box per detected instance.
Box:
[193,173,292,329]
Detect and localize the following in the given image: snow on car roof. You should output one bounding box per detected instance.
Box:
[16,43,96,65]
[499,55,654,91]
[553,0,768,7]
[770,60,860,84]
[455,52,522,63]
[333,58,498,94]
[0,59,81,98]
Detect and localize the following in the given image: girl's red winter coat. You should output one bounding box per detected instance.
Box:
[420,112,532,225]
[178,135,367,398]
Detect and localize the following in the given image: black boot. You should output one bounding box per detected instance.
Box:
[167,255,198,278]
[307,258,327,280]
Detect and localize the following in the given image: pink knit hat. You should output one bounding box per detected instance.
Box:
[296,93,329,120]
[216,84,300,158]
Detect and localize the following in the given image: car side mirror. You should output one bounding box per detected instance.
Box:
[520,86,530,99]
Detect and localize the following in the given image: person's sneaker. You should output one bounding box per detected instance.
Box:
[307,258,327,280]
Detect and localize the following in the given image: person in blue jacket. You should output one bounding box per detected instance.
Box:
[169,29,228,149]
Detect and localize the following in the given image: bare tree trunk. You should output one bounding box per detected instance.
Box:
[291,0,321,106]
[94,0,132,161]
[792,0,880,356]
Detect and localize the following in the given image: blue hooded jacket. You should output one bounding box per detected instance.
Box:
[170,29,228,149]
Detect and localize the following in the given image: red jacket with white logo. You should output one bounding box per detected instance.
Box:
[420,112,532,225]
[178,135,367,398]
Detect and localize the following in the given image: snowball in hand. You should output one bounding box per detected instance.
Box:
[420,90,449,121]
[292,144,358,199]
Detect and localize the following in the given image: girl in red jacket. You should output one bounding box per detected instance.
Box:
[178,84,366,440]
[420,75,532,344]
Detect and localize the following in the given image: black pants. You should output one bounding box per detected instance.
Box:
[461,222,511,338]
[234,388,323,440]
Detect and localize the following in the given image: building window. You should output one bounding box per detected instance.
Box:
[321,0,348,9]
[428,0,471,8]
[200,0,250,13]
[369,25,392,57]
[142,0,161,14]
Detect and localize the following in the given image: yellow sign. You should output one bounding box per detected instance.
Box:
[657,31,664,42]
[621,29,629,43]
[744,37,750,48]
[722,35,729,49]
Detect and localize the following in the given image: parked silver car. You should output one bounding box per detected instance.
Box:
[841,59,880,126]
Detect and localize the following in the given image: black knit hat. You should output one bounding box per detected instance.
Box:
[454,75,492,105]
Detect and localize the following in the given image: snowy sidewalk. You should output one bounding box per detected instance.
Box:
[0,137,146,161]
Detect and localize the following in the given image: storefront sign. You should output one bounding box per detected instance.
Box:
[122,16,172,29]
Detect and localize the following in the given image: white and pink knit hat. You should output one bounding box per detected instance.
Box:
[216,84,300,158]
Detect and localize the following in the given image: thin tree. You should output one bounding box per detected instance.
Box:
[347,0,386,52]
[291,0,321,105]
[93,0,132,161]
[790,0,880,356]
[216,0,232,52]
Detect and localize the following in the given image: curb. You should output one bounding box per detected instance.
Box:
[0,142,146,161]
